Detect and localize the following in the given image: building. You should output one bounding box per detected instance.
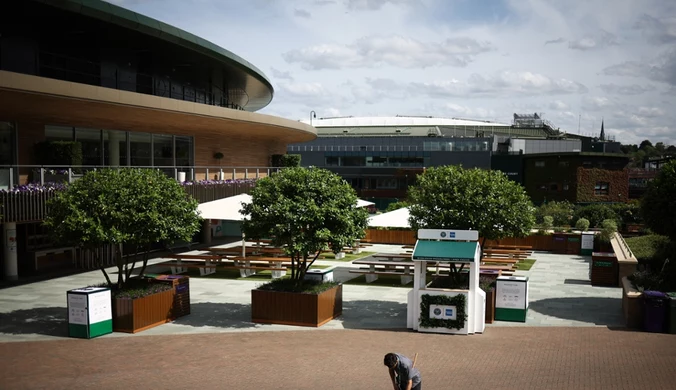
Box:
[0,0,316,281]
[522,152,630,204]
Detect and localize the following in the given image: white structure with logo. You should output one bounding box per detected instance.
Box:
[407,229,486,335]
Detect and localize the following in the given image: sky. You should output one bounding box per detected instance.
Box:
[108,0,676,146]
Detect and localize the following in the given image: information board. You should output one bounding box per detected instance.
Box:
[68,294,88,325]
[496,277,528,310]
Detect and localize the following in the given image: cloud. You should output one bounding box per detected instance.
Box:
[294,8,311,18]
[568,30,618,51]
[582,96,613,110]
[344,0,415,11]
[598,83,654,95]
[314,0,336,5]
[634,14,676,44]
[602,50,676,86]
[282,35,493,70]
[270,67,294,81]
[544,38,565,45]
[442,103,499,120]
[637,106,665,117]
[549,100,569,110]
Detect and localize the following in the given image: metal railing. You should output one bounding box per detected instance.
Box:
[287,144,490,152]
[0,165,286,190]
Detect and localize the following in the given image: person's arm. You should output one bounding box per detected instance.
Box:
[388,368,398,390]
[405,379,413,390]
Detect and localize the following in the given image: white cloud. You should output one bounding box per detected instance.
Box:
[598,83,654,95]
[294,8,311,18]
[549,100,569,110]
[282,35,493,70]
[568,30,619,51]
[270,67,294,81]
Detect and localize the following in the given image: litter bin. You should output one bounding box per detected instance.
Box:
[667,293,676,334]
[67,286,113,339]
[643,290,668,333]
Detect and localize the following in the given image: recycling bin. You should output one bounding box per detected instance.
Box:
[643,290,668,333]
[668,293,676,334]
[67,286,113,339]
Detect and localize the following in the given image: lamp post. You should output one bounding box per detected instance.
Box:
[310,110,316,126]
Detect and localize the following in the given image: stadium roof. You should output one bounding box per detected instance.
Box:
[302,116,511,128]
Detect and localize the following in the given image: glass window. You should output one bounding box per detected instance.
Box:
[535,161,545,167]
[103,130,128,166]
[175,136,193,168]
[376,178,398,189]
[45,125,73,141]
[325,156,340,166]
[153,134,173,167]
[0,122,17,189]
[75,128,102,166]
[130,132,151,167]
[595,182,609,195]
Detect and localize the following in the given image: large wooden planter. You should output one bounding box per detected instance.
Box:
[251,284,343,327]
[621,276,643,329]
[112,288,174,333]
[485,288,496,324]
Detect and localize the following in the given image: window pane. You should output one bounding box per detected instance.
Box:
[75,128,102,166]
[175,136,193,167]
[130,132,151,166]
[45,125,73,141]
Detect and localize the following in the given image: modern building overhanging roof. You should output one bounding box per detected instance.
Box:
[33,0,274,111]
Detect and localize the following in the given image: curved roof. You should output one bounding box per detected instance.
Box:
[303,116,510,127]
[34,0,274,111]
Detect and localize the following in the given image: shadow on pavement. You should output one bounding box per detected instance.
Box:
[0,307,68,337]
[339,300,408,330]
[172,302,257,329]
[529,297,624,327]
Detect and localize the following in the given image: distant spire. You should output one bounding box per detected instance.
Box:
[600,119,605,141]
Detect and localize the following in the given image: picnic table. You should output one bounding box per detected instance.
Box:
[351,259,415,285]
[229,256,293,278]
[372,253,412,261]
[162,253,228,276]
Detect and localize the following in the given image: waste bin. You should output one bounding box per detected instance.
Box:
[667,293,676,334]
[67,286,113,339]
[643,290,668,333]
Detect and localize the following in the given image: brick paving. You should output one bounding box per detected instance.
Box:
[2,327,675,390]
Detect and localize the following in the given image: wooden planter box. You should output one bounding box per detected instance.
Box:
[112,288,174,333]
[485,288,496,324]
[251,284,343,327]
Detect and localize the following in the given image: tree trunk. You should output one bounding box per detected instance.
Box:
[115,245,124,289]
[138,244,151,277]
[95,248,113,286]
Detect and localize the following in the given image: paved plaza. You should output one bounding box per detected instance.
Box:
[1,243,673,389]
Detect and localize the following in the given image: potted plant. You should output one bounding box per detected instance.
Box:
[44,168,201,332]
[242,167,368,327]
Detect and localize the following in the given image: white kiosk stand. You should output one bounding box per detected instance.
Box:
[407,229,486,335]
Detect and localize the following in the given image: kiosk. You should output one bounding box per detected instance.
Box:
[407,229,486,335]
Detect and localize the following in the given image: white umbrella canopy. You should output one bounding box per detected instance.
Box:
[367,207,411,228]
[198,194,375,221]
[197,193,252,221]
[356,198,375,208]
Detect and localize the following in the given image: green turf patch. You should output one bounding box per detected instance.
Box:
[344,272,439,288]
[320,251,376,262]
[515,259,536,271]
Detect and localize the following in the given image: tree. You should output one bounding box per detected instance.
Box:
[641,159,676,241]
[408,166,536,243]
[536,200,575,226]
[639,140,653,150]
[655,142,666,154]
[241,167,368,287]
[385,200,409,212]
[44,168,201,288]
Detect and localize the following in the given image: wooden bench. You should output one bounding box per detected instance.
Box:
[351,260,415,285]
[163,254,229,275]
[154,260,288,278]
[229,256,294,278]
[485,244,533,250]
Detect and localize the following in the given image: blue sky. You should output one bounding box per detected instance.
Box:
[108,0,676,145]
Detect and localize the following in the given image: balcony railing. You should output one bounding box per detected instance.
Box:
[0,165,281,223]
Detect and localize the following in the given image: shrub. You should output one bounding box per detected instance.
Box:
[270,154,301,167]
[598,219,618,242]
[574,204,619,228]
[575,218,590,231]
[385,201,409,212]
[536,200,574,226]
[542,216,554,230]
[625,234,672,261]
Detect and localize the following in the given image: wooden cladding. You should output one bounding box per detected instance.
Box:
[364,229,417,245]
[251,285,343,327]
[112,288,174,333]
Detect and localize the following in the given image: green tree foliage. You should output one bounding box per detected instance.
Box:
[641,159,676,241]
[408,166,536,241]
[44,169,201,288]
[385,200,409,212]
[573,204,619,228]
[241,167,368,287]
[536,200,575,226]
[599,219,618,242]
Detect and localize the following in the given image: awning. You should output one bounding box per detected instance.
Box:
[356,198,375,208]
[412,241,478,262]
